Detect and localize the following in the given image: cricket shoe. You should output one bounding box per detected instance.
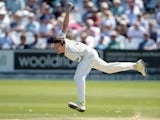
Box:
[68,101,85,112]
[136,59,147,76]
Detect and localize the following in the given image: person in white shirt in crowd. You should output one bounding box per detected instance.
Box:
[25,12,40,34]
[0,8,10,35]
[10,11,25,32]
[127,21,147,48]
[52,3,147,112]
[80,19,100,47]
[79,30,95,48]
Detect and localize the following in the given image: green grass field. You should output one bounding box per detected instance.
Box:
[0,80,159,119]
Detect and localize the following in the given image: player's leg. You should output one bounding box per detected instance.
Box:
[93,56,146,76]
[68,56,94,112]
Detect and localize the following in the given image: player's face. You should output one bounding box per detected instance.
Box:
[53,43,65,54]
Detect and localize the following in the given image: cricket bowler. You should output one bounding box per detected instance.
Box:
[52,3,147,112]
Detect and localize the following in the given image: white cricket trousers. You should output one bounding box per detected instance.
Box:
[74,49,136,103]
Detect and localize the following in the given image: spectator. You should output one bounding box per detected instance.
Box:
[99,2,109,12]
[156,37,160,49]
[25,0,40,13]
[80,31,95,48]
[0,31,13,49]
[96,0,112,11]
[10,11,25,32]
[6,0,25,13]
[125,0,143,14]
[96,35,110,50]
[16,32,38,49]
[25,12,40,34]
[155,1,160,14]
[116,21,128,37]
[127,21,146,44]
[88,7,101,27]
[139,32,157,50]
[148,21,157,41]
[38,14,53,38]
[107,30,124,49]
[111,0,124,16]
[101,22,113,37]
[16,32,30,49]
[81,1,94,23]
[46,27,57,48]
[53,3,64,19]
[136,13,148,29]
[125,3,138,26]
[0,9,10,34]
[38,4,54,23]
[81,19,100,47]
[101,10,116,29]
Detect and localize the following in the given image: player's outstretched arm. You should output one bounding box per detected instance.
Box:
[62,3,73,35]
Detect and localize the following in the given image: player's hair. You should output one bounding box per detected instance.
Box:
[53,39,65,45]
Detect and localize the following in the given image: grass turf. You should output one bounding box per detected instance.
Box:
[0,80,159,119]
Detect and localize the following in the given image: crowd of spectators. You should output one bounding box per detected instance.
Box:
[0,0,160,50]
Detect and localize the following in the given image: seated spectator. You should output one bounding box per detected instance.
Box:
[81,19,100,47]
[101,10,116,29]
[155,1,160,13]
[38,4,54,23]
[156,37,160,49]
[81,1,94,23]
[80,31,95,48]
[96,0,112,11]
[25,0,39,13]
[116,20,128,37]
[138,32,157,50]
[46,27,57,48]
[148,21,157,41]
[124,38,139,50]
[99,2,109,12]
[156,12,160,31]
[111,0,124,16]
[96,35,110,50]
[101,22,113,37]
[38,14,53,38]
[10,11,25,32]
[16,32,38,49]
[25,12,40,34]
[127,21,146,44]
[88,7,101,27]
[125,3,138,26]
[0,9,10,34]
[52,3,64,19]
[136,13,148,29]
[6,0,25,13]
[0,31,13,49]
[107,30,124,49]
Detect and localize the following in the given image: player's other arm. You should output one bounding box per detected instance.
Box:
[61,3,73,35]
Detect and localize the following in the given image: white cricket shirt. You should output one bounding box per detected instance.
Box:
[64,38,95,62]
